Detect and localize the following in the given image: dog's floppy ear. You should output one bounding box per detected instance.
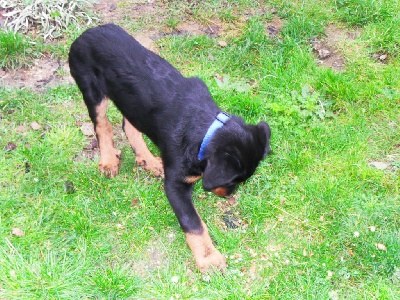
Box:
[256,121,272,158]
[202,153,239,192]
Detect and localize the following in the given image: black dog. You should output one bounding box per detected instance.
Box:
[69,24,271,271]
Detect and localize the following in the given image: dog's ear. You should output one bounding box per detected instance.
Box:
[202,152,241,192]
[256,121,272,158]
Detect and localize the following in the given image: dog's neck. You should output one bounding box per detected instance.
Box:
[198,112,231,160]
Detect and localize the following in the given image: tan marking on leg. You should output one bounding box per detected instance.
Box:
[123,117,164,178]
[95,98,121,178]
[184,175,203,184]
[185,220,227,272]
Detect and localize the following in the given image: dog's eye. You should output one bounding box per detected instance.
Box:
[224,152,242,169]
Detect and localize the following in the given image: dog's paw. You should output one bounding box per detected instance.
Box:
[195,248,227,273]
[99,149,121,178]
[185,226,227,273]
[136,156,164,178]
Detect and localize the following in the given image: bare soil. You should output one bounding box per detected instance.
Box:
[0,58,73,91]
[311,24,362,71]
[1,2,364,91]
[1,0,165,91]
[1,1,289,91]
[266,16,285,37]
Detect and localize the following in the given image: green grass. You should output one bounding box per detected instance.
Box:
[0,30,70,70]
[0,31,35,69]
[1,1,399,299]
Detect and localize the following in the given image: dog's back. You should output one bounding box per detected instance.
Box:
[69,24,216,143]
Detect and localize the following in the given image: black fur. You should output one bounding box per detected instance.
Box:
[69,24,271,234]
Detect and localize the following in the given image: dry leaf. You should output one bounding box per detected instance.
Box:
[214,73,224,83]
[247,247,257,257]
[5,142,16,151]
[326,270,333,280]
[218,40,228,47]
[379,54,387,61]
[328,290,339,300]
[375,243,387,251]
[80,122,95,136]
[31,121,42,130]
[249,264,257,279]
[16,125,27,133]
[11,228,24,237]
[369,161,389,170]
[303,249,314,257]
[208,54,216,61]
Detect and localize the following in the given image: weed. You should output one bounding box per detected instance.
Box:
[267,85,335,127]
[362,15,400,54]
[334,0,393,26]
[1,0,98,40]
[0,31,34,69]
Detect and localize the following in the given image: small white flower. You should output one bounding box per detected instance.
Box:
[171,275,179,283]
[328,290,339,300]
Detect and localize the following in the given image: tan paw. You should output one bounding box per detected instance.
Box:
[185,223,227,273]
[136,156,164,178]
[99,149,121,178]
[195,248,227,273]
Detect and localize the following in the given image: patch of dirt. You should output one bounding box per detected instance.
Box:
[130,236,173,277]
[0,0,201,90]
[311,38,346,71]
[94,0,161,25]
[1,0,166,91]
[311,24,362,71]
[266,16,285,37]
[0,57,73,91]
[371,52,389,64]
[1,0,277,91]
[176,21,212,36]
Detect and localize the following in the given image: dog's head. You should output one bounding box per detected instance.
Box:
[202,116,271,197]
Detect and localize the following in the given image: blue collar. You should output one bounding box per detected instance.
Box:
[198,112,231,160]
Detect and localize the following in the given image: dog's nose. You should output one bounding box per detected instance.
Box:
[212,187,228,197]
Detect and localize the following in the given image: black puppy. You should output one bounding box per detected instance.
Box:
[69,24,271,271]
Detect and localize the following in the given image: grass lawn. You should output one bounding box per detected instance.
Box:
[0,0,399,299]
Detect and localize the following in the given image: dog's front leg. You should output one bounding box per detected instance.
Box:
[164,179,227,272]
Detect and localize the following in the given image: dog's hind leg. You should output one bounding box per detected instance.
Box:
[122,117,164,178]
[93,98,121,178]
